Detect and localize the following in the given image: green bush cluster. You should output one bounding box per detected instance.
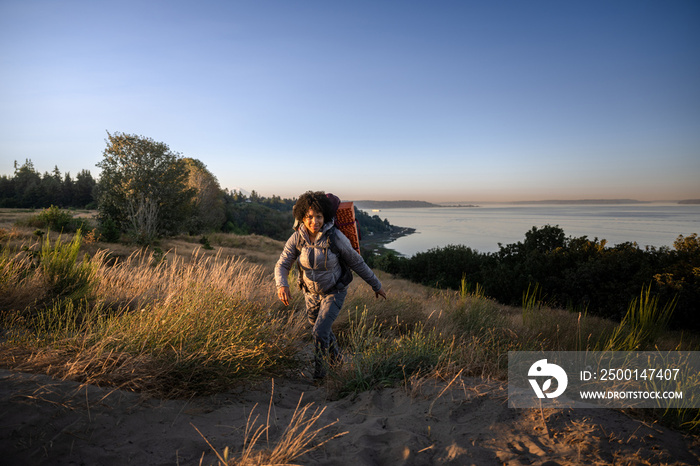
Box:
[371,225,700,330]
[24,205,88,233]
[39,230,95,299]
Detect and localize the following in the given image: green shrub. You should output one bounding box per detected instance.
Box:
[99,217,121,242]
[199,235,213,250]
[26,205,87,232]
[39,230,95,299]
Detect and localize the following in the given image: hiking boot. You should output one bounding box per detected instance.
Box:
[313,357,327,380]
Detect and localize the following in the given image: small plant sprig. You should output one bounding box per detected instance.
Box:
[602,284,677,351]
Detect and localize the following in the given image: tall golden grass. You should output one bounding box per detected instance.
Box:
[1,230,307,397]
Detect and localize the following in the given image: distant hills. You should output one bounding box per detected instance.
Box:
[511,199,651,205]
[512,199,700,205]
[353,200,441,209]
[353,198,700,209]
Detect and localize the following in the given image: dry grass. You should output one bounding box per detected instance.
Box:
[0,208,40,229]
[1,226,307,397]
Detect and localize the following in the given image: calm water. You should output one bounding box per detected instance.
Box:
[367,204,700,256]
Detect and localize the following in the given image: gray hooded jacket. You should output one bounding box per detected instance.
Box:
[275,222,382,295]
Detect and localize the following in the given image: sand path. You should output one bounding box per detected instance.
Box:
[2,369,698,465]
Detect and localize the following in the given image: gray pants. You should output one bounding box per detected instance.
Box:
[304,288,347,378]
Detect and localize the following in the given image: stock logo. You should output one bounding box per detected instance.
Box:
[528,359,568,399]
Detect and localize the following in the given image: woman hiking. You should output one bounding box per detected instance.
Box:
[275,191,387,380]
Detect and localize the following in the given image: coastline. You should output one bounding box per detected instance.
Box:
[361,226,416,255]
[363,203,700,257]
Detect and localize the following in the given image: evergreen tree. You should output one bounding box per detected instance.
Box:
[74,170,96,208]
[62,172,75,207]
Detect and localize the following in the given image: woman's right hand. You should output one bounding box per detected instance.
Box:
[278,286,291,306]
[375,287,387,300]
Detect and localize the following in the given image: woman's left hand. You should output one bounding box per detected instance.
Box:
[375,288,387,300]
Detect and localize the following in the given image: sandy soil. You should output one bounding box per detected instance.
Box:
[2,367,699,466]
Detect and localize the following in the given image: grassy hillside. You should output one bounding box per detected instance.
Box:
[1,209,698,433]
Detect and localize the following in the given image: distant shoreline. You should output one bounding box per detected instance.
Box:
[510,199,650,205]
[356,199,700,208]
[361,225,416,254]
[505,199,700,205]
[354,200,478,209]
[354,200,441,209]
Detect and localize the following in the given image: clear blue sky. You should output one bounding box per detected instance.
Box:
[1,0,698,202]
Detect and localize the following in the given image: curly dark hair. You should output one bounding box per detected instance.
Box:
[293,191,334,224]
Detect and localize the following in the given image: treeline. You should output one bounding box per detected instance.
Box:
[222,191,295,240]
[1,141,394,244]
[368,225,700,330]
[222,190,393,241]
[0,160,97,209]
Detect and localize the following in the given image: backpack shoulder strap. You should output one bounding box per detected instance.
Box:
[328,226,342,256]
[295,228,309,252]
[294,230,308,292]
[328,226,353,289]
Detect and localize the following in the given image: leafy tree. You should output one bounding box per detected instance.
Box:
[483,225,568,305]
[95,132,194,243]
[183,158,226,233]
[522,224,566,253]
[399,244,484,289]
